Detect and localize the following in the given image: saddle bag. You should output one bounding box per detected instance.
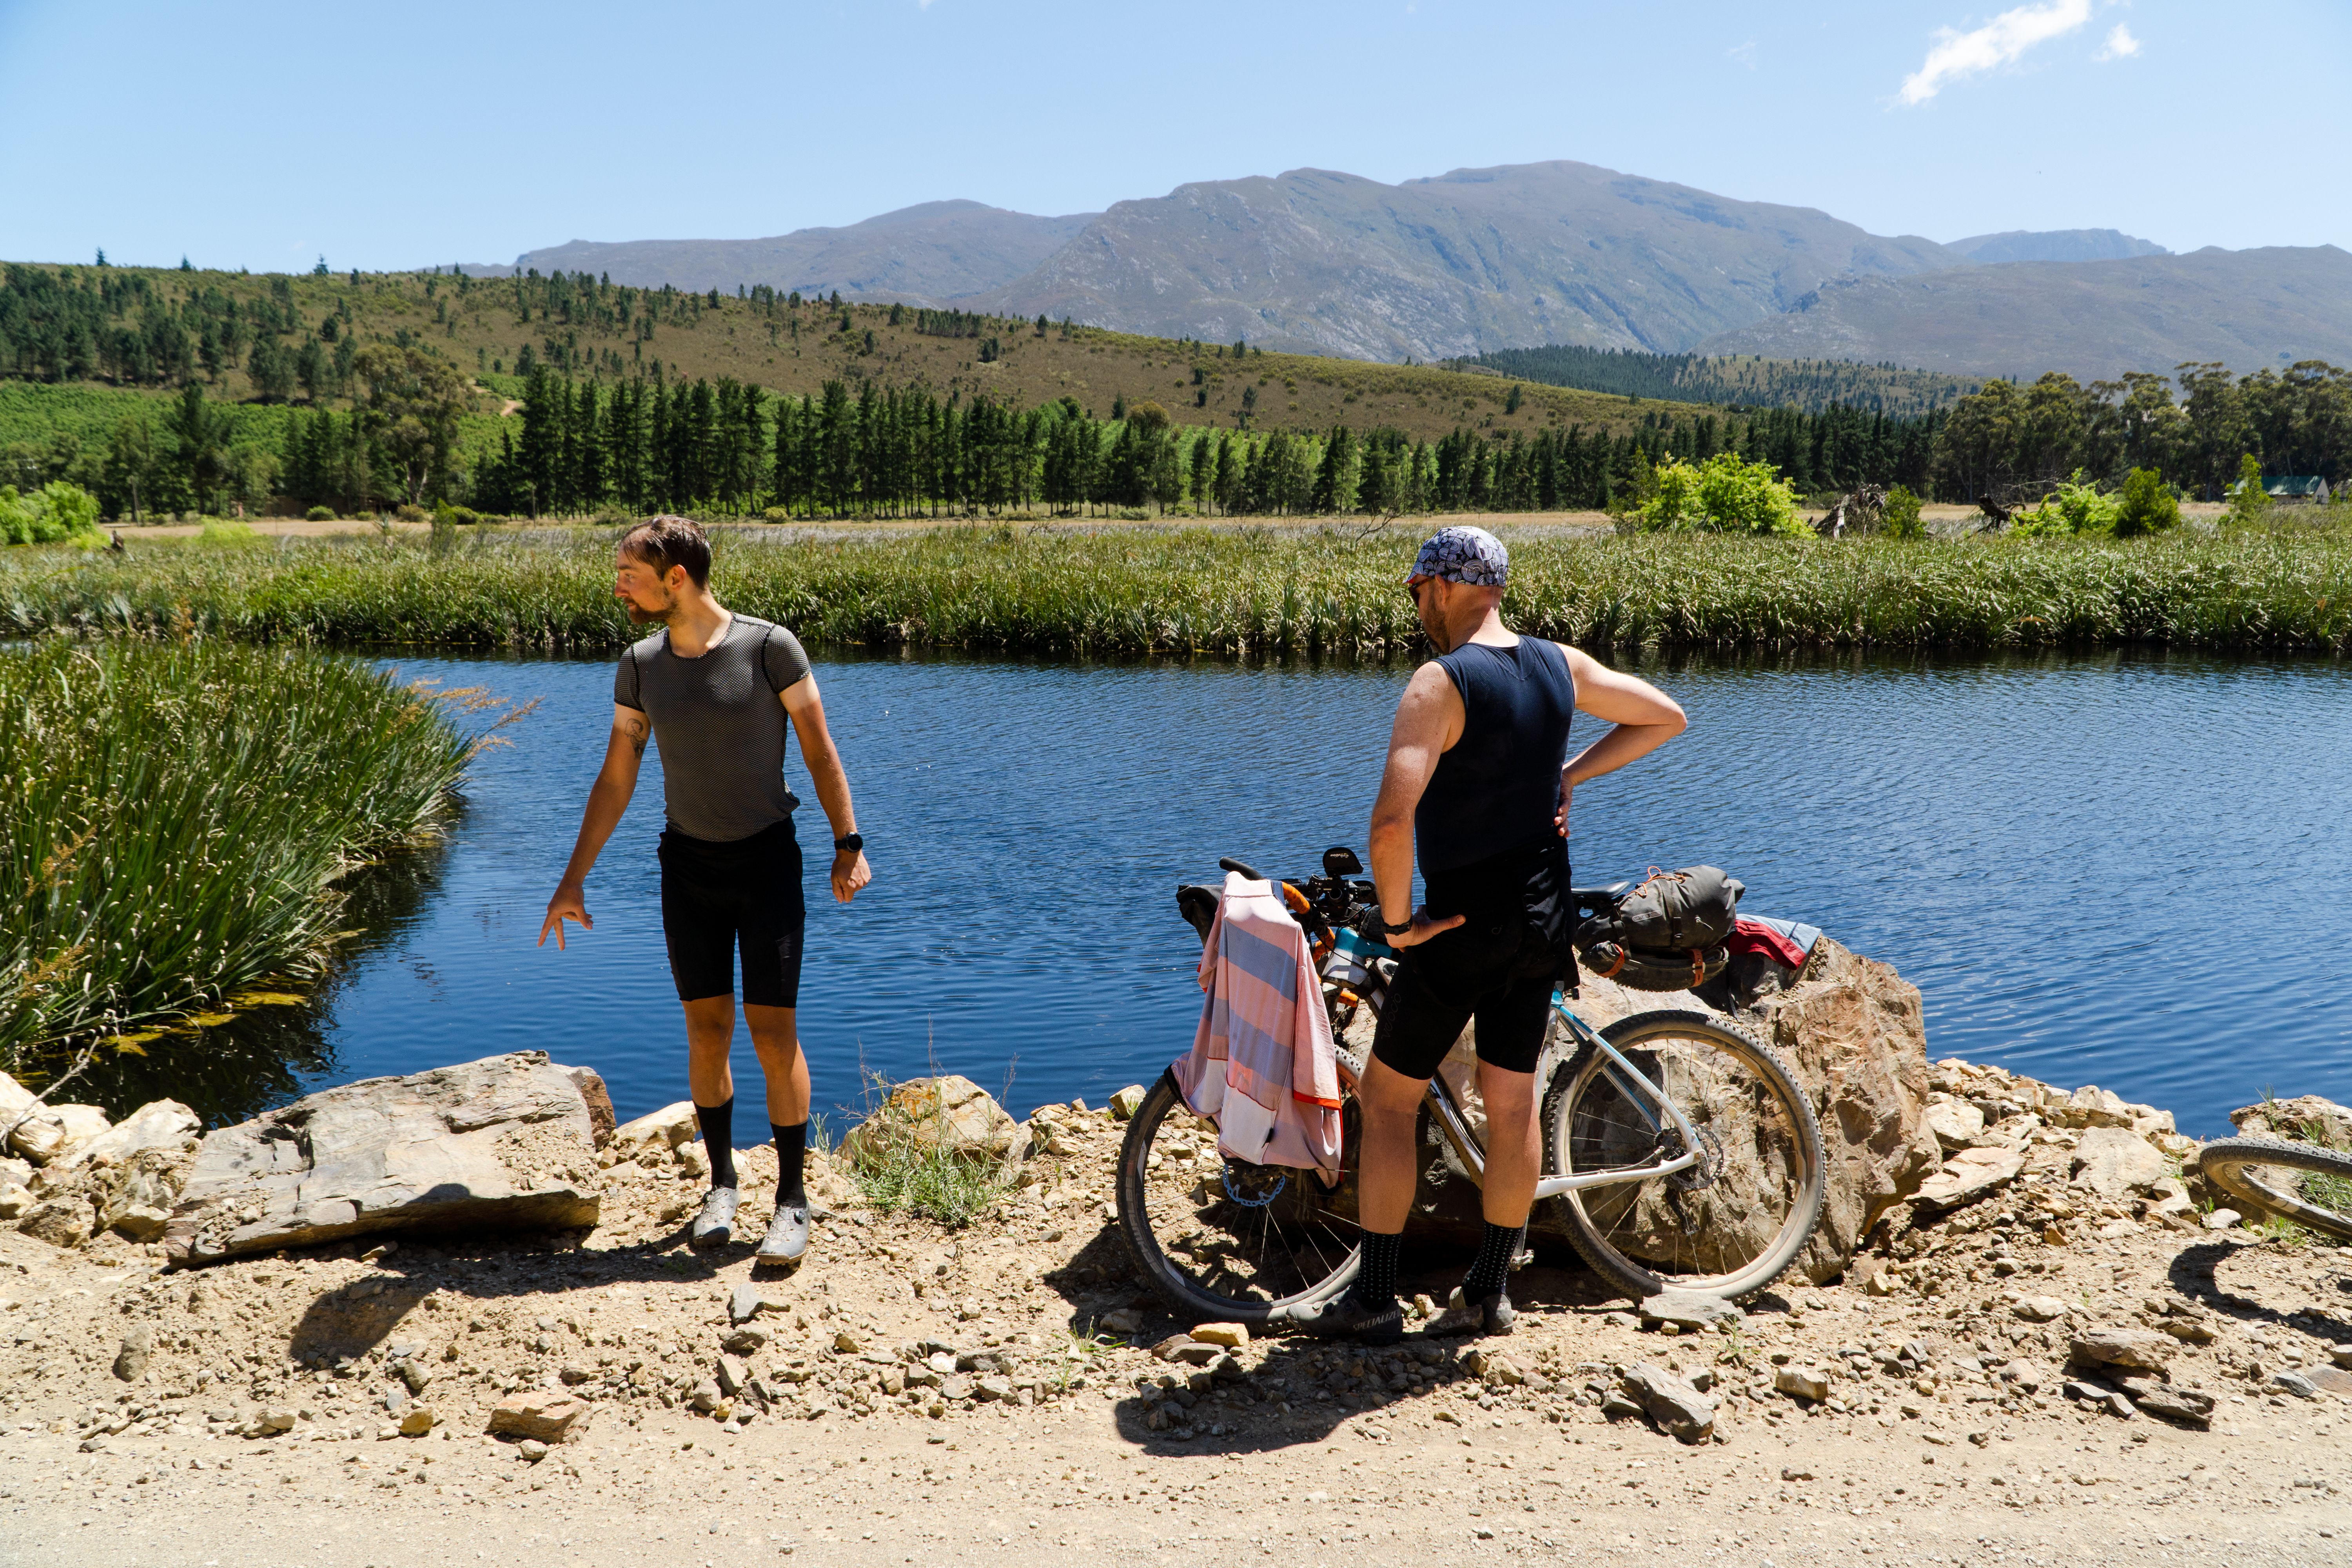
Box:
[1573,865,1745,993]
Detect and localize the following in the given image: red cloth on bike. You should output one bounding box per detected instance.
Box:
[1728,915,1812,970]
[1172,873,1344,1179]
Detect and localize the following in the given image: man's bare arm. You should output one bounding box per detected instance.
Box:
[1367,662,1468,948]
[781,674,871,904]
[540,704,650,948]
[1553,645,1687,838]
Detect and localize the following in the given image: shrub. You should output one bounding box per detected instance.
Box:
[1880,485,1925,539]
[2225,453,2272,529]
[304,505,336,523]
[2111,468,2182,537]
[761,506,792,525]
[2011,471,2117,537]
[198,519,262,546]
[1641,454,1806,537]
[1,482,105,547]
[394,503,431,524]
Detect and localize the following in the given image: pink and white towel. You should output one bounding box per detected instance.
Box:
[1171,873,1343,1178]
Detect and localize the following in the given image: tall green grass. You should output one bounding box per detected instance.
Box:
[2,523,2347,656]
[1,638,486,1077]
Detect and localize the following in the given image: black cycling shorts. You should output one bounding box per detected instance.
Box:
[657,818,806,1009]
[1369,840,1568,1082]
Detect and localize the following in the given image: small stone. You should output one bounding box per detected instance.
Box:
[2329,1345,2352,1370]
[1109,1086,1147,1121]
[2270,1371,2321,1401]
[722,1326,770,1355]
[2204,1209,2241,1231]
[247,1408,296,1437]
[833,1330,862,1354]
[1411,1294,1438,1321]
[1189,1322,1249,1349]
[1617,1362,1716,1444]
[1599,1392,1644,1420]
[1774,1368,1830,1402]
[517,1438,550,1463]
[730,1283,785,1326]
[1638,1290,1743,1332]
[1781,1466,1816,1481]
[973,1376,1013,1403]
[2063,1382,2136,1419]
[2069,1127,2168,1199]
[1912,1145,2026,1209]
[2159,1319,2217,1346]
[113,1324,153,1382]
[2012,1296,2069,1323]
[716,1355,751,1397]
[399,1406,436,1436]
[2117,1379,2214,1429]
[1100,1309,1143,1336]
[1165,1342,1220,1367]
[488,1393,588,1443]
[2069,1330,2172,1375]
[1923,1100,1986,1151]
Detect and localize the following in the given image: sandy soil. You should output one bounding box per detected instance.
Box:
[3,1101,2347,1568]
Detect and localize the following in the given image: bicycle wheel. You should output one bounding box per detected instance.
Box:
[1543,1008,1824,1301]
[1115,1069,1362,1324]
[2195,1137,2352,1244]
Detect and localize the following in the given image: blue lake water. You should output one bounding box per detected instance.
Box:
[93,648,2352,1138]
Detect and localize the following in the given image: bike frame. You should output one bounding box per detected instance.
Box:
[1413,992,1704,1200]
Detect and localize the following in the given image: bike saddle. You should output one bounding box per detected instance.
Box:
[1570,880,1632,903]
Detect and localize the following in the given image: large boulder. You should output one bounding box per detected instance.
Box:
[50,1099,199,1172]
[841,1076,1020,1171]
[7,1102,112,1166]
[1327,937,1940,1287]
[2071,1126,2168,1199]
[2230,1094,2352,1148]
[1744,938,1943,1281]
[162,1052,602,1267]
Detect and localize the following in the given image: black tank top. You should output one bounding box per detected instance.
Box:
[1414,638,1576,876]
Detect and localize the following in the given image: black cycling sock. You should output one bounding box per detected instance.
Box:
[1463,1221,1524,1298]
[773,1121,808,1205]
[695,1097,737,1189]
[1353,1230,1403,1308]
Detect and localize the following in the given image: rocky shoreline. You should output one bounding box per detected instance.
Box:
[2,942,2349,1564]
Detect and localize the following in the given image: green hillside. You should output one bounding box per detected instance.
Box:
[1451,345,1980,416]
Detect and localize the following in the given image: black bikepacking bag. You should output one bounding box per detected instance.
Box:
[1574,864,1745,992]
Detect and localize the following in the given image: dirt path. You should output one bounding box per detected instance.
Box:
[3,1098,2347,1568]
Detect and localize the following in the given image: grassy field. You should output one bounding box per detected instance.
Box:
[0,638,490,1078]
[3,523,2344,657]
[2,260,1719,452]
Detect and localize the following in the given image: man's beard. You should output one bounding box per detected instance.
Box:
[625,590,678,626]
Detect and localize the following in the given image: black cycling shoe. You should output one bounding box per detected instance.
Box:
[1430,1285,1515,1337]
[1296,1290,1404,1345]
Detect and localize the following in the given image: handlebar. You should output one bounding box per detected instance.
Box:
[1216,857,1265,882]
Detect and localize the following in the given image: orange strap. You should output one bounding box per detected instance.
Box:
[1595,947,1627,980]
[1688,949,1705,987]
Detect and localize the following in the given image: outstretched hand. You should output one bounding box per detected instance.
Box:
[539,883,591,949]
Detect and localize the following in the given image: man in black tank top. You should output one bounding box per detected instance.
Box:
[1301,526,1687,1344]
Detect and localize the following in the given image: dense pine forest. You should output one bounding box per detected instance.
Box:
[2,259,2345,520]
[1454,345,1982,417]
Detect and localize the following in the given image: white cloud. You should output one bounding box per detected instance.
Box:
[1727,39,1758,70]
[1898,0,2093,106]
[2097,23,2141,60]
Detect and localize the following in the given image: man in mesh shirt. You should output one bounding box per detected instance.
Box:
[541,515,872,1261]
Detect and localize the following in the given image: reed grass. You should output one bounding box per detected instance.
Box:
[1,638,492,1076]
[1,522,2346,656]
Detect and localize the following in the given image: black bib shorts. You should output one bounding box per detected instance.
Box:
[657,818,806,1009]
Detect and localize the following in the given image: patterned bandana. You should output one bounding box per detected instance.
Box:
[1409,525,1509,586]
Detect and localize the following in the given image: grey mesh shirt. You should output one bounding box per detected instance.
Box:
[613,614,815,842]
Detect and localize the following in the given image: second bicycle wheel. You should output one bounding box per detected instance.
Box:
[2195,1137,2352,1244]
[1543,1008,1824,1301]
[1115,1069,1363,1324]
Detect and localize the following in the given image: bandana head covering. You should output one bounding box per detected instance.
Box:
[1409,525,1509,587]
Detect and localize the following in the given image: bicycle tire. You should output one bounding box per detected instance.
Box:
[1541,1008,1825,1302]
[2194,1137,2352,1244]
[1114,1069,1362,1325]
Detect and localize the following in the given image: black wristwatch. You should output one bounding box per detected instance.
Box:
[1378,913,1415,936]
[833,832,864,855]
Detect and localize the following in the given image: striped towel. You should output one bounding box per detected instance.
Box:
[1171,873,1343,1178]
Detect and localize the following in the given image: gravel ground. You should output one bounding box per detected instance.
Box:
[4,1098,2348,1568]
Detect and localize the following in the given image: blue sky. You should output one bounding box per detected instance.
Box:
[1,0,2343,273]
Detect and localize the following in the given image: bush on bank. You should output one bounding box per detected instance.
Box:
[0,523,2346,657]
[0,639,479,1072]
